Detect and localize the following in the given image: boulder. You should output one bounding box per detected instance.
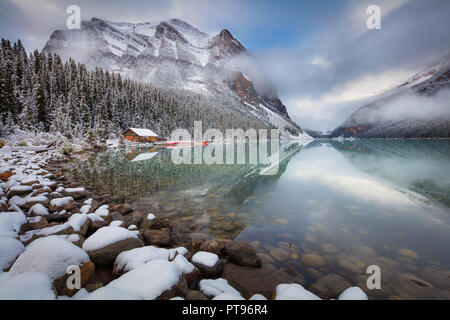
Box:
[222,263,286,299]
[199,278,243,299]
[0,238,25,271]
[24,196,50,210]
[191,251,223,278]
[49,197,76,212]
[274,283,321,300]
[82,227,144,267]
[122,210,145,228]
[63,188,88,200]
[9,236,94,296]
[113,246,187,277]
[143,229,171,247]
[20,216,49,233]
[309,274,351,299]
[199,239,230,257]
[111,204,134,215]
[301,254,326,268]
[338,287,368,300]
[0,170,13,181]
[186,290,208,300]
[420,267,450,290]
[225,240,261,267]
[0,272,57,300]
[7,185,32,197]
[86,259,188,300]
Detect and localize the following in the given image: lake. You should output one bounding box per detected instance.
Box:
[62,140,450,299]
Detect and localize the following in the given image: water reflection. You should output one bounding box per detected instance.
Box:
[62,140,450,299]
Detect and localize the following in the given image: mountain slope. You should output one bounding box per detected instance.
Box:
[332,54,450,138]
[43,18,307,138]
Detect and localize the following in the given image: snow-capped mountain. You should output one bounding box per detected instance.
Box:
[43,18,307,138]
[331,54,450,138]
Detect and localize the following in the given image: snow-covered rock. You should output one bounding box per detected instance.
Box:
[275,283,321,300]
[109,220,123,227]
[9,235,94,295]
[29,203,49,216]
[199,278,242,298]
[0,272,57,300]
[67,213,89,235]
[192,251,219,267]
[213,292,245,300]
[0,237,25,270]
[49,196,75,212]
[191,251,223,278]
[82,227,144,266]
[0,211,27,237]
[87,260,186,300]
[338,287,369,300]
[10,236,90,279]
[113,246,189,277]
[249,294,268,300]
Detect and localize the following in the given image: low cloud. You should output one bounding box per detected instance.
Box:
[374,89,450,122]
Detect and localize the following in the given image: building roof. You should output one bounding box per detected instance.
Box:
[125,128,158,137]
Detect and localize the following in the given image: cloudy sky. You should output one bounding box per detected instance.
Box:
[1,0,450,130]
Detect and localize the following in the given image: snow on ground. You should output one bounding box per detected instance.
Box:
[9,236,89,280]
[338,287,368,300]
[275,283,321,300]
[191,251,219,267]
[0,238,25,270]
[199,278,242,298]
[82,227,138,252]
[0,272,56,300]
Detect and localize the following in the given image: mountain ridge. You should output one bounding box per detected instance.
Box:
[43,17,306,138]
[330,54,450,139]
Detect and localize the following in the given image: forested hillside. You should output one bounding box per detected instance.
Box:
[0,39,269,140]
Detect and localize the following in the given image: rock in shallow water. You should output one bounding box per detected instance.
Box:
[225,240,261,267]
[222,263,286,299]
[143,229,171,247]
[301,254,325,268]
[309,274,352,300]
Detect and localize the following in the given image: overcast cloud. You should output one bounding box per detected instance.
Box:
[1,0,450,130]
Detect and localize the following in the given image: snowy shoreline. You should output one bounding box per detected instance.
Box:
[0,145,367,300]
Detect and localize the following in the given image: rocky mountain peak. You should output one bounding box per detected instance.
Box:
[42,18,305,138]
[209,29,246,59]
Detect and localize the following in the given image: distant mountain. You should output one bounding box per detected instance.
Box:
[331,54,450,138]
[304,129,333,139]
[43,18,308,138]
